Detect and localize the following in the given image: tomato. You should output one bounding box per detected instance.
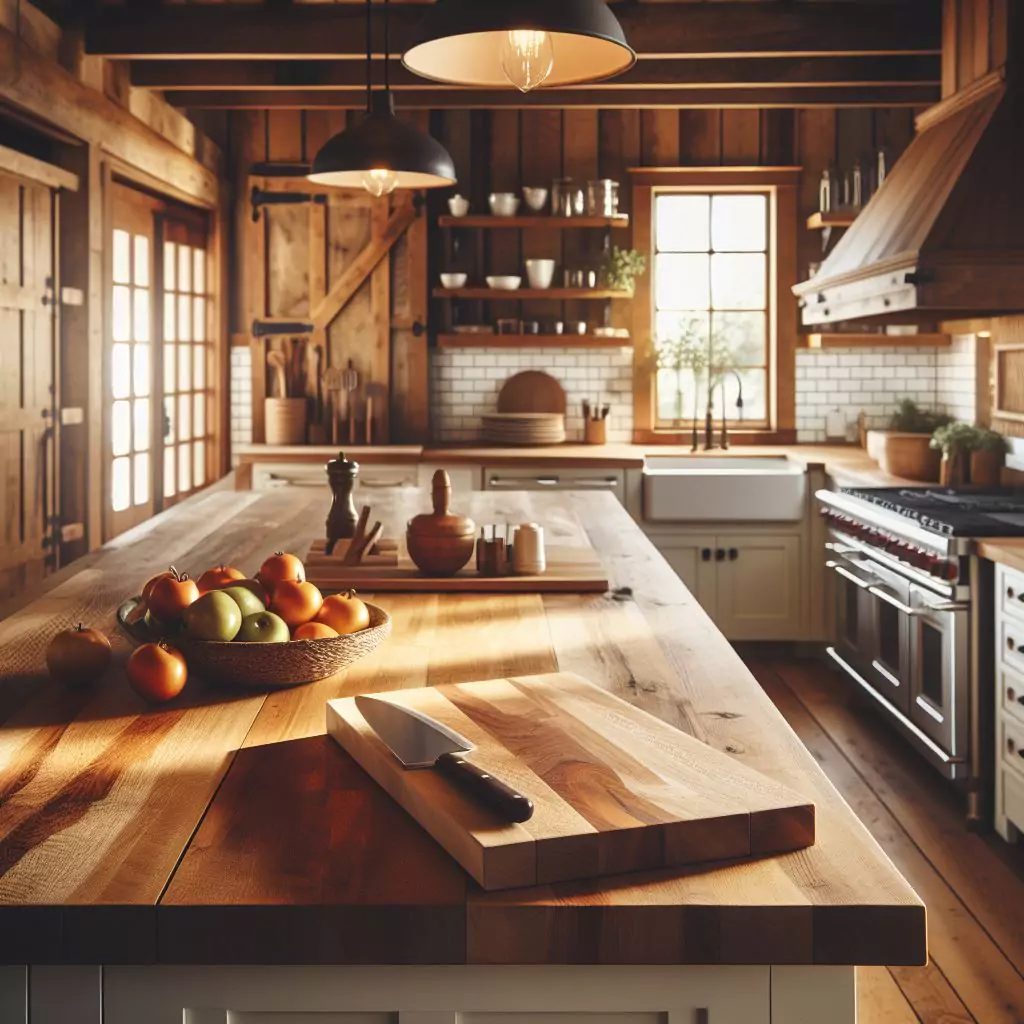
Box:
[292,621,339,641]
[126,642,188,704]
[46,624,112,687]
[148,567,200,622]
[195,565,246,595]
[270,579,324,629]
[141,570,175,603]
[316,591,370,635]
[257,552,305,596]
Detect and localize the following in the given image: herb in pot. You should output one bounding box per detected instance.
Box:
[889,398,953,434]
[602,247,647,294]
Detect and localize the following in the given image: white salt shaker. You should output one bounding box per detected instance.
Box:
[512,523,546,575]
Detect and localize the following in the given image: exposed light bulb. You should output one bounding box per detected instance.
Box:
[362,168,399,197]
[500,30,554,93]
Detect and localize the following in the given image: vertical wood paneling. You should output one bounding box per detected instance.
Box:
[796,109,837,281]
[488,109,522,323]
[678,110,722,165]
[957,0,977,89]
[598,110,640,211]
[721,110,761,165]
[761,111,796,165]
[520,109,564,324]
[265,110,308,318]
[562,109,600,329]
[641,110,680,166]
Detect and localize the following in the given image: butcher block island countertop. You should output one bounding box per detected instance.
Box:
[0,488,925,968]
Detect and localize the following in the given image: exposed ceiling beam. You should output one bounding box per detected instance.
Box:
[168,85,939,111]
[85,3,941,60]
[132,54,941,91]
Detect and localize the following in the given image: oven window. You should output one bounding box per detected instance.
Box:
[920,622,945,706]
[878,602,902,675]
[843,579,860,647]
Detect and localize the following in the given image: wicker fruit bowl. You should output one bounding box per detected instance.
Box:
[117,597,391,689]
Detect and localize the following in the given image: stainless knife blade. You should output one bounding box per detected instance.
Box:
[354,694,535,823]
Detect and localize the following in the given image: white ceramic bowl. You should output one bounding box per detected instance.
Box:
[440,273,468,289]
[522,187,549,212]
[524,259,557,290]
[489,193,521,217]
[486,275,522,291]
[448,195,470,218]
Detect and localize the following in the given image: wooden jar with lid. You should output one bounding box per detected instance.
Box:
[407,470,477,576]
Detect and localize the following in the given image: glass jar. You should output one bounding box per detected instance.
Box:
[587,179,619,217]
[551,178,574,217]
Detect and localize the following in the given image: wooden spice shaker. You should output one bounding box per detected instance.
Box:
[407,470,477,576]
[326,451,360,547]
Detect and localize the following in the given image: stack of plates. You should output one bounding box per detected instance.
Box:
[482,413,566,446]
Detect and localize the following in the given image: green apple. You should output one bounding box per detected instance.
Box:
[237,611,290,644]
[183,591,243,642]
[221,584,266,619]
[232,578,268,606]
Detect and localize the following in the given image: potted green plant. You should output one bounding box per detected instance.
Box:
[969,429,1008,487]
[930,422,979,486]
[655,324,707,426]
[602,247,647,295]
[865,399,953,482]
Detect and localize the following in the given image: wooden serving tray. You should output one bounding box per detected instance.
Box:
[304,543,609,593]
[327,672,815,891]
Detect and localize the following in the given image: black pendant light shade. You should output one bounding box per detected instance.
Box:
[402,0,635,89]
[308,93,457,191]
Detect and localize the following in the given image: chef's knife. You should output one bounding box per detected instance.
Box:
[355,695,535,823]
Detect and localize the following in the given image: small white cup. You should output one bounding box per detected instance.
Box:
[513,523,546,576]
[448,195,470,217]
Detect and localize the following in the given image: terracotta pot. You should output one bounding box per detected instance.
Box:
[939,453,967,487]
[970,450,1003,488]
[865,431,941,482]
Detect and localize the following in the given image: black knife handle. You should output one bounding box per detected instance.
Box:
[436,752,535,823]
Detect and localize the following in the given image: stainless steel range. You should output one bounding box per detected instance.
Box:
[817,486,1017,824]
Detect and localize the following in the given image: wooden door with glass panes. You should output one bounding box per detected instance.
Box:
[106,185,212,541]
[160,216,212,508]
[107,185,159,540]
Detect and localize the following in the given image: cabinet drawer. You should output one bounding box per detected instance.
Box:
[1000,761,1024,833]
[999,714,1024,777]
[484,467,625,499]
[998,616,1024,675]
[998,565,1024,623]
[252,463,418,492]
[1000,665,1024,729]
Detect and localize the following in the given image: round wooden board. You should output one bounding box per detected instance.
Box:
[497,371,568,414]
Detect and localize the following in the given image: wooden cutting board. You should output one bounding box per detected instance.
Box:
[305,543,608,593]
[327,673,815,890]
[497,371,568,414]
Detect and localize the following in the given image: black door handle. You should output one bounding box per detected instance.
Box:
[701,548,712,562]
[729,548,739,561]
[716,548,726,562]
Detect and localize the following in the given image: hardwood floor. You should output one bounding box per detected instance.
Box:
[738,646,1024,1024]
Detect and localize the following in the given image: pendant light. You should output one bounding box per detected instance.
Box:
[402,0,635,93]
[308,0,456,195]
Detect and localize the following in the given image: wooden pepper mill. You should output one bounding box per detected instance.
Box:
[326,451,360,551]
[406,470,477,576]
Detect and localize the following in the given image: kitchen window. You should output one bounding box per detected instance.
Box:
[631,168,799,444]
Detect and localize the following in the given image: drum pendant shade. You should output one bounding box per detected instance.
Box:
[402,0,636,88]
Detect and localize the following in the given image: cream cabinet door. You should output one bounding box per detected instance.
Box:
[715,534,803,641]
[653,535,718,617]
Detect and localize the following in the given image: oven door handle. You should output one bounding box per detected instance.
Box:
[869,585,968,617]
[827,561,874,589]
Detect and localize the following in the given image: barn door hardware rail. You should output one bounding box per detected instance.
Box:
[250,185,327,222]
[250,162,313,178]
[252,319,315,338]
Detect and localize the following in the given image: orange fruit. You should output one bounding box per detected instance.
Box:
[257,552,305,596]
[196,564,246,594]
[142,570,175,603]
[46,624,113,687]
[316,591,370,635]
[292,621,339,641]
[148,568,200,622]
[126,642,188,704]
[270,579,324,629]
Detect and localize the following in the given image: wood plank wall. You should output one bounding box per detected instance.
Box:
[225,107,918,434]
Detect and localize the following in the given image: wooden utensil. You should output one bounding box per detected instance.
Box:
[497,370,567,415]
[324,367,345,444]
[344,521,383,566]
[365,382,387,445]
[327,672,815,890]
[267,350,289,398]
[343,359,360,444]
[406,470,477,576]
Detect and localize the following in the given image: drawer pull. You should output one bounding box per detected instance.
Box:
[1009,637,1017,652]
[1009,586,1024,602]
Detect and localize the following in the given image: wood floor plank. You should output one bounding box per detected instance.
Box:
[772,656,1024,974]
[857,967,920,1024]
[746,656,1016,1024]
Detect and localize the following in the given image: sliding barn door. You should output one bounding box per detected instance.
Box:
[0,171,57,600]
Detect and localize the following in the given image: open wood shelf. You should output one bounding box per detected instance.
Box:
[802,332,952,349]
[806,211,858,230]
[438,215,630,230]
[433,287,630,301]
[437,333,632,349]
